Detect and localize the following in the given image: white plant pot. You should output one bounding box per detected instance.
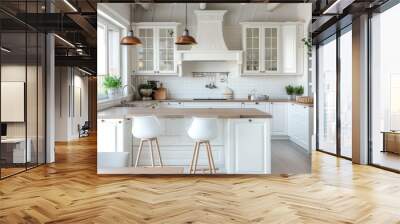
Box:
[107,88,122,99]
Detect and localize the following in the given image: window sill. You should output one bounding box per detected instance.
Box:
[97,95,133,111]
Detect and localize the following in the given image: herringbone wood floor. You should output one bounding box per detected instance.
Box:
[1,135,400,224]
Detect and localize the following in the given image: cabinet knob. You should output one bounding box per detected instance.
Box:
[248,119,252,122]
[118,121,122,124]
[255,102,259,105]
[101,120,105,122]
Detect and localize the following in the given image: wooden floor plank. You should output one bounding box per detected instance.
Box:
[0,135,400,223]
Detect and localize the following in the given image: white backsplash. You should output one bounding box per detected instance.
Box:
[135,75,302,99]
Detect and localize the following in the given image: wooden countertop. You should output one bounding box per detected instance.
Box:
[130,98,314,107]
[98,107,272,119]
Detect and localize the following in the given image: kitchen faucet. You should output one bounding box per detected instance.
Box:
[121,84,137,105]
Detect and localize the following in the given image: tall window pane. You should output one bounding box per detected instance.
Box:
[318,37,337,155]
[340,29,352,158]
[371,4,400,171]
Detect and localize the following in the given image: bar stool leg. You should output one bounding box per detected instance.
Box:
[205,142,213,174]
[193,141,201,174]
[149,139,155,167]
[154,138,163,167]
[189,142,198,174]
[206,141,216,174]
[135,139,144,167]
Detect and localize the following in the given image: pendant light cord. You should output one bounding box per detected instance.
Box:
[130,4,133,31]
[185,3,188,30]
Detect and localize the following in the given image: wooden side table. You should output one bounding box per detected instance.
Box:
[381,131,400,154]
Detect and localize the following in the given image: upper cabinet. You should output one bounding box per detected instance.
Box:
[241,22,304,76]
[134,22,179,76]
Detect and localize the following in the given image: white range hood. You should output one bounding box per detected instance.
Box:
[176,10,243,75]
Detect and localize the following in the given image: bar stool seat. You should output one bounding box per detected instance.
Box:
[132,116,163,167]
[187,117,218,174]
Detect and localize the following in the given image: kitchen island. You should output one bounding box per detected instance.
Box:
[97,107,272,174]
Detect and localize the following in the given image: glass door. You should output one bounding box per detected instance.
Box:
[370,3,400,171]
[317,36,337,155]
[339,27,352,158]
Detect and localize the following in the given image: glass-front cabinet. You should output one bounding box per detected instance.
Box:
[241,22,303,75]
[135,23,178,75]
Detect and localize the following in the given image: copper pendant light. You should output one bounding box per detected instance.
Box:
[121,4,141,45]
[175,3,197,45]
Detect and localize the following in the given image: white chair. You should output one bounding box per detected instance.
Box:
[132,116,163,167]
[187,117,218,174]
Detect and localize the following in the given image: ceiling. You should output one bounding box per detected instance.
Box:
[0,0,392,75]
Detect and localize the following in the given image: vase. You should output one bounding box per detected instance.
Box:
[288,95,295,101]
[107,88,121,99]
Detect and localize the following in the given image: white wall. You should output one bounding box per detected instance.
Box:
[55,67,89,141]
[102,3,312,99]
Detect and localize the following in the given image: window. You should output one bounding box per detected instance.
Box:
[340,28,352,158]
[97,17,123,99]
[370,3,400,171]
[317,36,337,155]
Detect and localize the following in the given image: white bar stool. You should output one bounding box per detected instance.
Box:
[132,116,163,167]
[187,117,218,174]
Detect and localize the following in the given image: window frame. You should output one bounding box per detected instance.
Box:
[97,16,126,100]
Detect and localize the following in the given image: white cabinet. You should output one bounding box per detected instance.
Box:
[97,119,132,153]
[183,102,242,109]
[270,102,288,136]
[243,102,269,112]
[226,119,271,174]
[287,103,311,150]
[160,101,184,108]
[281,24,297,73]
[135,23,179,75]
[241,22,303,75]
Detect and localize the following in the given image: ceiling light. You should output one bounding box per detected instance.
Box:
[176,3,197,45]
[54,34,75,48]
[78,67,92,76]
[322,0,354,14]
[1,47,11,53]
[97,9,125,29]
[63,0,78,12]
[121,4,142,46]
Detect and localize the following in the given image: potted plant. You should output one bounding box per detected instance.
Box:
[138,83,154,100]
[302,37,312,57]
[294,85,304,101]
[103,75,122,99]
[285,85,295,100]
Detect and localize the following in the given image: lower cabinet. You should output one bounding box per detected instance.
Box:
[97,118,132,153]
[97,118,132,168]
[287,103,311,150]
[270,102,288,136]
[226,119,271,174]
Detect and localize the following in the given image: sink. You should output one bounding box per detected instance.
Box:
[115,103,137,107]
[193,98,227,100]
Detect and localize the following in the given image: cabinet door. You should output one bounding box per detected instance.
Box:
[282,24,297,73]
[243,102,267,112]
[160,102,184,108]
[183,102,242,109]
[158,28,176,74]
[243,27,261,73]
[271,102,288,135]
[263,26,279,73]
[97,119,118,152]
[229,119,271,174]
[137,28,155,73]
[287,103,296,137]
